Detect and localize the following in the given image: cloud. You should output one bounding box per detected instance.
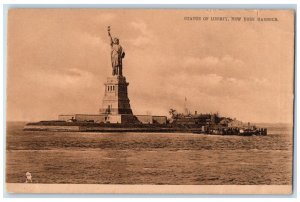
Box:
[77,31,107,48]
[25,67,95,89]
[128,21,155,47]
[183,56,219,67]
[181,55,245,78]
[130,21,149,35]
[92,13,116,24]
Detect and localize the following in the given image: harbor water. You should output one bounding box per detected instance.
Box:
[6,122,293,185]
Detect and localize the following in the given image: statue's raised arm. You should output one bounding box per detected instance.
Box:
[107,26,113,46]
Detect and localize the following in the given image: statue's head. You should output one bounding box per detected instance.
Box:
[113,38,119,45]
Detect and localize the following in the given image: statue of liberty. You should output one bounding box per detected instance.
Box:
[107,26,125,76]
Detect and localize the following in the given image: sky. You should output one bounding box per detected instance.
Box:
[6,9,294,123]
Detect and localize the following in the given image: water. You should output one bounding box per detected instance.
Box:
[6,122,293,185]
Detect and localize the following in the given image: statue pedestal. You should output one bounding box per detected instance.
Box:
[99,75,133,116]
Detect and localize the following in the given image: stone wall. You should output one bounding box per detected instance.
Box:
[58,114,75,121]
[135,115,167,124]
[153,116,167,124]
[135,115,153,124]
[75,114,106,123]
[58,114,167,124]
[58,114,106,123]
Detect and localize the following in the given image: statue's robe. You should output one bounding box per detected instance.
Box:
[111,44,124,68]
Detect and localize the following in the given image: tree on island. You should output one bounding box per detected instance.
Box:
[169,108,177,119]
[168,108,185,120]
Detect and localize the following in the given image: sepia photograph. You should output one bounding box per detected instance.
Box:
[5,8,295,194]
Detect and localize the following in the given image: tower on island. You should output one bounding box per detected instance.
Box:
[58,27,167,124]
[98,26,134,122]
